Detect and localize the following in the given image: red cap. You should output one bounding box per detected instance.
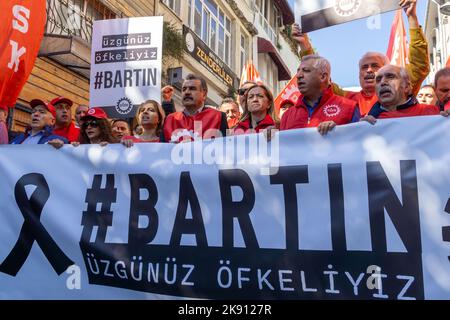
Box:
[279,99,295,109]
[81,107,108,120]
[51,96,73,107]
[30,99,56,118]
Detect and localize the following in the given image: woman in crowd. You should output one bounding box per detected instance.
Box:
[121,99,165,147]
[417,85,437,106]
[73,107,117,146]
[233,83,278,134]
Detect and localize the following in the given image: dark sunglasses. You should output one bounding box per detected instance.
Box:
[82,119,100,129]
[237,88,247,96]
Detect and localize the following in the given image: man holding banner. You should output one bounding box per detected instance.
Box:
[280,55,359,135]
[294,0,429,116]
[362,65,440,122]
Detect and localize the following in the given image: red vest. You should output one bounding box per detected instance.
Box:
[378,104,440,119]
[233,114,275,134]
[345,91,378,116]
[54,122,80,143]
[163,107,225,142]
[281,87,357,130]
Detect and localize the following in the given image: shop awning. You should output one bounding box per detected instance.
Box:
[38,34,91,78]
[257,37,292,81]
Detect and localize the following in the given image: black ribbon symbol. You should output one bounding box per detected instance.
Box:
[0,173,74,276]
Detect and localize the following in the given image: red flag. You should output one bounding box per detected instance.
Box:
[274,75,300,114]
[386,10,409,67]
[0,0,46,111]
[240,61,262,87]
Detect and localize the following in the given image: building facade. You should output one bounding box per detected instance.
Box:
[158,0,300,108]
[424,0,450,84]
[10,0,299,132]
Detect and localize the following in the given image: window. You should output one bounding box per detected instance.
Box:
[162,0,181,16]
[258,53,279,95]
[255,0,279,44]
[194,0,202,36]
[188,0,232,66]
[46,0,116,43]
[240,32,249,73]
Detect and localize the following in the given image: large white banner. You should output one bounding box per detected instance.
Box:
[0,116,449,299]
[89,16,163,119]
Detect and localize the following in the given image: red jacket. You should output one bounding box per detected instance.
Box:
[162,107,228,143]
[345,91,378,116]
[281,87,358,130]
[54,122,80,143]
[369,98,440,119]
[233,114,275,135]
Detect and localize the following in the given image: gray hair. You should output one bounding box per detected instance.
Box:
[220,98,238,108]
[301,54,331,77]
[398,67,411,86]
[359,52,390,68]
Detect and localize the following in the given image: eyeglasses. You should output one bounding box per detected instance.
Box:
[237,88,248,96]
[82,119,99,129]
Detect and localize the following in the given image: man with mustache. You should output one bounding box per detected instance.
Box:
[361,65,440,123]
[292,0,428,116]
[280,55,359,136]
[434,68,450,112]
[161,74,228,142]
[52,96,80,142]
[10,99,68,148]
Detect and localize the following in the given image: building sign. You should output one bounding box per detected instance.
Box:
[183,25,238,91]
[89,16,163,118]
[297,0,399,33]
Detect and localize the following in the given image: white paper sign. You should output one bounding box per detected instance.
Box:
[89,16,163,118]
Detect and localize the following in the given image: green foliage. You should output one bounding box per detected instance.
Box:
[162,21,184,62]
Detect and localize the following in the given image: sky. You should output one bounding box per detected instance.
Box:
[288,0,428,88]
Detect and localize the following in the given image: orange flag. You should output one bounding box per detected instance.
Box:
[0,0,46,111]
[274,75,300,114]
[240,61,262,87]
[386,10,409,67]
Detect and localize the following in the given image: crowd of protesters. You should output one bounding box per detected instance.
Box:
[0,0,448,149]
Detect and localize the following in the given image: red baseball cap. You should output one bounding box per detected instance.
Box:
[51,96,73,107]
[81,107,108,120]
[30,99,56,118]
